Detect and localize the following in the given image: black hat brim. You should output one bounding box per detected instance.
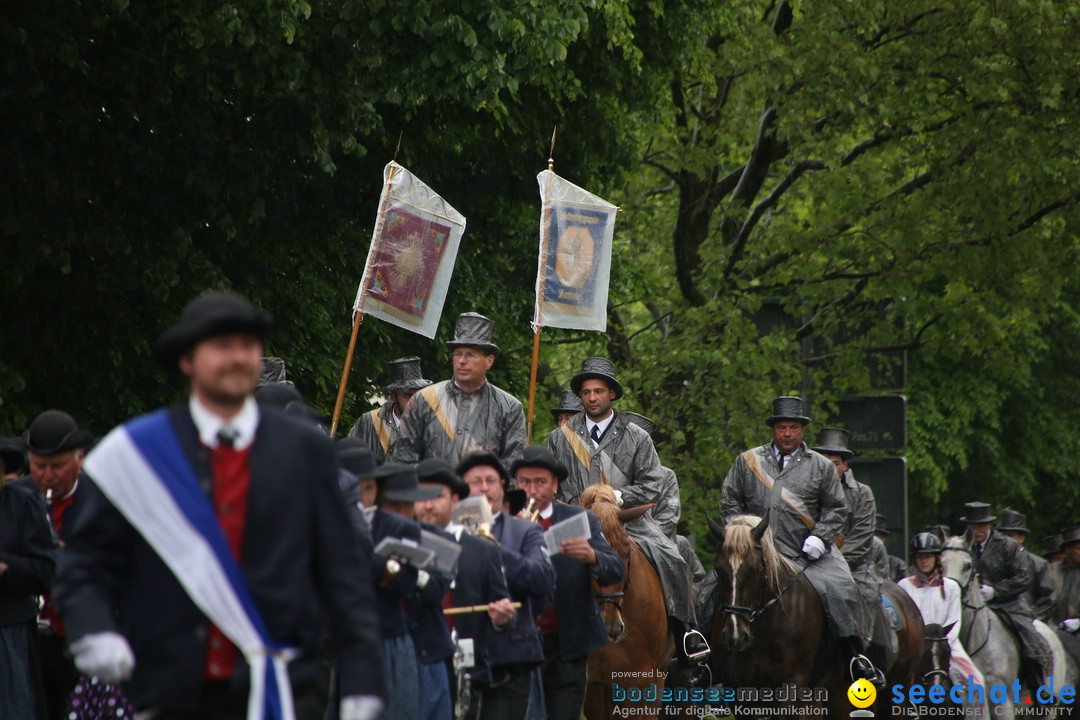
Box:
[812,444,853,459]
[569,373,623,400]
[767,415,811,426]
[382,485,444,503]
[23,429,96,455]
[387,378,434,394]
[154,308,271,370]
[446,340,500,356]
[455,451,509,486]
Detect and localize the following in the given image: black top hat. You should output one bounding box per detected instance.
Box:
[154,290,271,370]
[874,513,890,536]
[455,451,509,488]
[1061,526,1080,548]
[0,436,25,474]
[997,508,1029,535]
[509,445,568,483]
[570,357,624,400]
[622,411,655,438]
[446,313,499,355]
[336,438,378,478]
[960,501,996,524]
[812,427,854,459]
[372,462,441,503]
[417,458,469,499]
[551,390,584,417]
[766,396,811,426]
[1043,534,1064,554]
[386,356,432,394]
[24,410,95,455]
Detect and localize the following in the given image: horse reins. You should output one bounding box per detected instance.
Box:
[590,495,631,612]
[721,556,806,624]
[943,545,991,656]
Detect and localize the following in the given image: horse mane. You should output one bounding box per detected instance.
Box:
[942,536,967,552]
[723,515,798,593]
[580,483,629,552]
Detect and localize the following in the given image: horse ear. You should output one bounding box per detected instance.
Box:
[942,621,956,636]
[752,511,771,542]
[705,513,725,542]
[616,503,656,523]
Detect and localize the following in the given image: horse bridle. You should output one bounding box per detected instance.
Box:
[594,547,630,611]
[921,633,952,685]
[721,550,805,624]
[941,545,991,656]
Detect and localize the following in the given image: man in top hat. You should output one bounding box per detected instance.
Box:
[350,356,432,463]
[719,396,883,686]
[546,357,710,676]
[872,514,908,582]
[962,500,1052,689]
[395,313,526,470]
[1050,527,1080,634]
[997,508,1056,621]
[456,451,553,720]
[550,390,583,429]
[53,290,386,720]
[511,446,623,720]
[812,428,896,669]
[414,459,515,719]
[1045,534,1065,565]
[13,409,95,720]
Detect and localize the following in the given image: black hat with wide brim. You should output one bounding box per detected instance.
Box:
[509,445,568,483]
[766,396,811,426]
[372,462,442,503]
[997,508,1029,534]
[1060,526,1080,548]
[569,357,624,400]
[959,501,996,524]
[154,290,271,370]
[23,410,95,455]
[386,356,433,393]
[0,436,25,473]
[417,458,470,499]
[336,438,378,478]
[812,427,854,460]
[455,451,510,488]
[551,389,584,416]
[446,313,499,355]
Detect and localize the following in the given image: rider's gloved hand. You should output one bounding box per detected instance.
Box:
[801,535,826,560]
[340,695,384,720]
[70,632,135,683]
[1062,618,1079,632]
[979,584,995,601]
[614,489,624,507]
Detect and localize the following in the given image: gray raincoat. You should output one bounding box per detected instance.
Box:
[394,380,526,469]
[719,442,862,639]
[840,471,891,652]
[547,411,696,626]
[348,401,401,464]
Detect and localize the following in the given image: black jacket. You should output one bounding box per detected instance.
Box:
[54,404,386,710]
[0,481,57,626]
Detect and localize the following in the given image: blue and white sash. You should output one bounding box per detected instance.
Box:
[84,409,296,720]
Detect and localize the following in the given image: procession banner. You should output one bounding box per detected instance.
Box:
[354,162,466,338]
[533,170,617,332]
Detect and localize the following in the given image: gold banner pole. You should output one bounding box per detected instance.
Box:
[526,127,557,439]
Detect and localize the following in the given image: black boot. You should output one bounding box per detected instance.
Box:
[847,638,885,690]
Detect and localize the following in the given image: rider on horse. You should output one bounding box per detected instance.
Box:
[961,501,1053,691]
[546,358,711,680]
[718,396,884,687]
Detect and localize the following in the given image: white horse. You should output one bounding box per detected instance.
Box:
[941,537,1074,718]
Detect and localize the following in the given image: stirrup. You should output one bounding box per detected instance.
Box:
[849,653,885,688]
[683,629,711,662]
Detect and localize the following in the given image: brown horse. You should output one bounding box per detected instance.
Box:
[708,513,924,716]
[581,484,675,719]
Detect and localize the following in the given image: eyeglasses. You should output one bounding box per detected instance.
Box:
[452,350,483,361]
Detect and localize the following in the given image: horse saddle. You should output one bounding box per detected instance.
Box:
[881,594,904,631]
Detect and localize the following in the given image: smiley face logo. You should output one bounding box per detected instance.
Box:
[847,678,876,709]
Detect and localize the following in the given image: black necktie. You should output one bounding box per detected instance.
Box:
[217,427,238,448]
[590,425,602,444]
[777,453,785,471]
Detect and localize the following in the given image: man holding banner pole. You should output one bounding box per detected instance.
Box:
[53,290,386,720]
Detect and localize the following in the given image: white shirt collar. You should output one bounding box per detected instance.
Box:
[586,411,615,446]
[539,503,554,520]
[189,395,259,451]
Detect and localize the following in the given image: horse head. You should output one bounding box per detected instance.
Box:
[920,622,954,687]
[712,513,796,652]
[939,536,981,604]
[580,483,654,642]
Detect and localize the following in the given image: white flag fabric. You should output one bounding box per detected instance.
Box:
[533,170,617,332]
[354,162,466,338]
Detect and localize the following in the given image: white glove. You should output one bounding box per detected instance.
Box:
[1062,618,1080,632]
[70,632,135,683]
[614,489,624,507]
[979,584,995,601]
[340,695,385,720]
[801,535,826,560]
